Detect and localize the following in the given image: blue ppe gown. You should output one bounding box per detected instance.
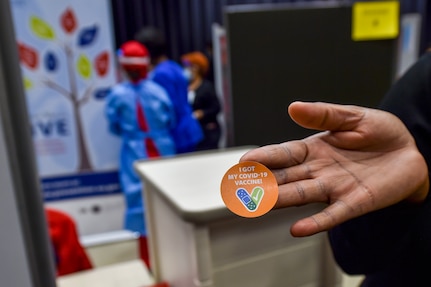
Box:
[105,79,176,235]
[149,60,203,153]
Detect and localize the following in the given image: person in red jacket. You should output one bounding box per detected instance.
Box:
[45,208,92,276]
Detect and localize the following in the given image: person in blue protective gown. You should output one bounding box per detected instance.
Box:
[105,40,176,267]
[135,26,203,153]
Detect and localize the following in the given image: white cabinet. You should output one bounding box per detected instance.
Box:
[135,147,341,287]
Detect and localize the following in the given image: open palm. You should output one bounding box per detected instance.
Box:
[240,102,429,237]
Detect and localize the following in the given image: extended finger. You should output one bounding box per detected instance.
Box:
[275,170,372,209]
[288,101,365,132]
[271,164,312,185]
[290,199,358,237]
[275,178,330,208]
[240,141,308,169]
[271,153,339,185]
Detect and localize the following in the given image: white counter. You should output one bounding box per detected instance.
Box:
[135,147,342,287]
[136,147,250,223]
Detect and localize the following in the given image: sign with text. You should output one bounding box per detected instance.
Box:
[352,1,400,41]
[11,0,121,201]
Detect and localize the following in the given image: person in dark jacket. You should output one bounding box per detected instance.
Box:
[181,51,221,150]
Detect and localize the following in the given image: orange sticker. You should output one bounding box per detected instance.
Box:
[220,161,278,218]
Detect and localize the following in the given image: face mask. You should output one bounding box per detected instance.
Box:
[183,68,192,81]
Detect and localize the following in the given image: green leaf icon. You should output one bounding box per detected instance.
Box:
[30,16,55,40]
[76,54,92,79]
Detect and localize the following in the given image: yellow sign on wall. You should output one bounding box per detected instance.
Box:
[352,1,400,41]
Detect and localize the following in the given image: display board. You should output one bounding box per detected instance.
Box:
[10,0,121,201]
[225,2,398,146]
[10,0,124,235]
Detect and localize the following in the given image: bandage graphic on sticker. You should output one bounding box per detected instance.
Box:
[236,187,264,211]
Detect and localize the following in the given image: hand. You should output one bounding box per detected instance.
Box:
[240,102,429,237]
[193,109,204,120]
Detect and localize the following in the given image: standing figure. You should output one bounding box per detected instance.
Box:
[181,51,221,150]
[105,40,176,266]
[135,26,203,153]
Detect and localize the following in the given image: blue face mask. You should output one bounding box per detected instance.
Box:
[183,68,192,81]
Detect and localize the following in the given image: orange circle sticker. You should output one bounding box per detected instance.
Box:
[220,161,278,218]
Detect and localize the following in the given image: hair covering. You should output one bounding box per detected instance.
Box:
[134,26,167,60]
[181,52,209,76]
[117,40,150,82]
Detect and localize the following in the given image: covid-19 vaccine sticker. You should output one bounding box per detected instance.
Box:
[220,161,278,218]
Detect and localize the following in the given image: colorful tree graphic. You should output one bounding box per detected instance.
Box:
[18,8,111,172]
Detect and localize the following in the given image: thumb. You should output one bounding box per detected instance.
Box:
[288,101,365,132]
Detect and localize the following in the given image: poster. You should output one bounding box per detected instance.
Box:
[10,0,122,201]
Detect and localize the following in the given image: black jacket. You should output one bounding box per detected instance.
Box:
[329,52,431,287]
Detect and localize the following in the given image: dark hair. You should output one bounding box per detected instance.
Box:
[134,26,167,60]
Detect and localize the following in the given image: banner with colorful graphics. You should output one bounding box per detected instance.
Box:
[10,0,122,201]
